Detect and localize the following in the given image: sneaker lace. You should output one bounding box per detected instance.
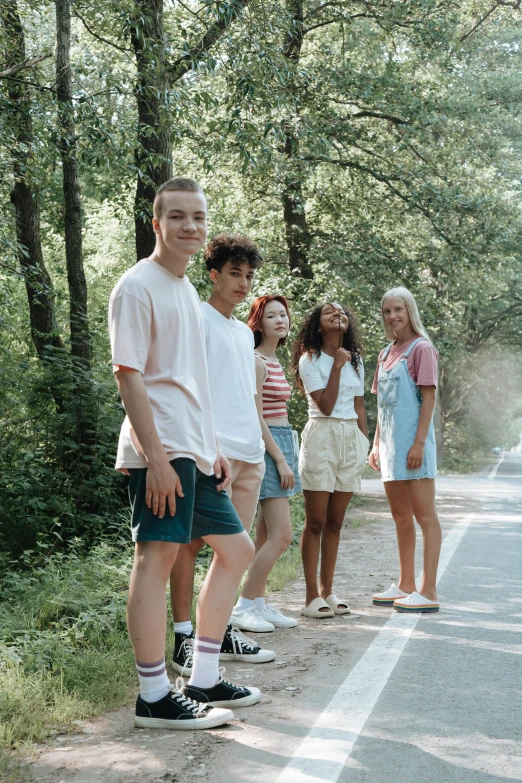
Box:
[229,626,258,654]
[216,666,248,693]
[172,679,207,715]
[179,636,194,670]
[265,603,285,619]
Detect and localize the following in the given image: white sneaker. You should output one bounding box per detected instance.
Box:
[229,607,275,633]
[261,603,298,628]
[372,583,410,606]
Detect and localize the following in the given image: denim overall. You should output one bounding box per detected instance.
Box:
[377,337,437,482]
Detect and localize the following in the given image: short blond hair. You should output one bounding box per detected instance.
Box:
[153,178,204,219]
[381,286,431,343]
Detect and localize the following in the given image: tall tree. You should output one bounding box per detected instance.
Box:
[55,0,90,369]
[0,1,64,403]
[128,0,251,261]
[280,0,313,279]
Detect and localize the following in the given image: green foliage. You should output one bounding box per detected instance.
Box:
[0,541,135,754]
[0,1,521,558]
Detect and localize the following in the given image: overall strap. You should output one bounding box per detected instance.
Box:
[381,343,394,362]
[402,336,427,359]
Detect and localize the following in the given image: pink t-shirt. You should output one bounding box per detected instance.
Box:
[371,337,438,394]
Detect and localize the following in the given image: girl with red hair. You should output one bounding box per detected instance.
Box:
[230,296,301,632]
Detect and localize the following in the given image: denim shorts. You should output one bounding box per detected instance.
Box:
[259,426,302,500]
[128,457,245,543]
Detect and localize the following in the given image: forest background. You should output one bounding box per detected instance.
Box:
[0,0,521,762]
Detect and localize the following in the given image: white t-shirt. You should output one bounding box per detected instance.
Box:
[299,351,365,419]
[201,302,264,463]
[108,259,217,474]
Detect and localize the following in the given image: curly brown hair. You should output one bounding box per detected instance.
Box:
[291,303,363,392]
[205,233,264,273]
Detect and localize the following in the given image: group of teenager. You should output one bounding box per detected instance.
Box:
[109,177,442,731]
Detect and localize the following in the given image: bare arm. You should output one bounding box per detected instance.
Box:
[115,368,183,518]
[407,386,436,470]
[354,395,368,438]
[254,358,295,490]
[309,348,351,415]
[369,412,380,471]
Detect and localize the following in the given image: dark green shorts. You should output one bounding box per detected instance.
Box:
[128,458,244,544]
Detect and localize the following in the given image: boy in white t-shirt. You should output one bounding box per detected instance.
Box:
[109,180,260,731]
[171,234,278,676]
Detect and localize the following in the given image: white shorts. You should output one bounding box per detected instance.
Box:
[299,418,368,493]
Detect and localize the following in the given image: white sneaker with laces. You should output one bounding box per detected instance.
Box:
[229,606,275,633]
[261,603,298,628]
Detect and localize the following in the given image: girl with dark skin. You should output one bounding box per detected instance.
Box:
[292,303,369,617]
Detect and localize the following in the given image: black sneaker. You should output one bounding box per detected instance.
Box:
[220,624,276,663]
[172,631,194,675]
[134,683,233,730]
[183,669,261,708]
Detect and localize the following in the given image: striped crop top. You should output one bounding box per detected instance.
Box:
[255,352,292,419]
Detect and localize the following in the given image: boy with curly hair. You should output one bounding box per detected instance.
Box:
[171,233,279,677]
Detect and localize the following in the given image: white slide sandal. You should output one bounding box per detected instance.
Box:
[324,593,351,615]
[301,597,334,619]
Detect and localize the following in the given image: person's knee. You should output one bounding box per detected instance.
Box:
[392,511,414,528]
[305,516,327,536]
[273,530,293,553]
[325,516,343,536]
[216,534,254,572]
[415,512,440,530]
[134,543,178,578]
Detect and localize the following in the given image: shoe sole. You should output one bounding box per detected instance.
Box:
[219,651,276,663]
[394,605,440,613]
[134,707,234,730]
[229,621,275,633]
[372,598,399,606]
[267,620,299,628]
[207,688,261,709]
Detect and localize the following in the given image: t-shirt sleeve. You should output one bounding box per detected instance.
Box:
[109,292,152,374]
[371,350,384,394]
[299,354,325,394]
[409,342,438,387]
[201,312,210,350]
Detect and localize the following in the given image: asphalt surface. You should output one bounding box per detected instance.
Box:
[334,453,522,782]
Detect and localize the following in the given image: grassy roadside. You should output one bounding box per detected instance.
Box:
[0,494,306,772]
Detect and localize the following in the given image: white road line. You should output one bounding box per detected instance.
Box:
[275,513,475,783]
[488,453,504,481]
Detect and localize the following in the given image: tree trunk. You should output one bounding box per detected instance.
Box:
[281,0,314,279]
[1,2,65,386]
[129,0,172,262]
[55,0,91,368]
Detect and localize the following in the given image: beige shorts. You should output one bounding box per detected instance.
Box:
[225,459,265,533]
[299,418,369,493]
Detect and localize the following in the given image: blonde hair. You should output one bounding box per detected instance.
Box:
[381,287,431,343]
[153,178,204,219]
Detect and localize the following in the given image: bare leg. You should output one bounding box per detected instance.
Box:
[319,491,353,599]
[408,478,441,601]
[127,541,179,662]
[300,490,330,608]
[241,497,293,599]
[253,504,267,556]
[196,531,254,640]
[169,538,204,623]
[384,481,417,594]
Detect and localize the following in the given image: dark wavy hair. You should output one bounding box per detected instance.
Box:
[205,233,264,273]
[292,302,363,392]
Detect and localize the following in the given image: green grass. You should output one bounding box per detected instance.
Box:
[0,494,307,770]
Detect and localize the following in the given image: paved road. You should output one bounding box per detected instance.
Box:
[28,457,522,783]
[281,455,522,783]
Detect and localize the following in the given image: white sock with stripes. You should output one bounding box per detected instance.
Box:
[136,657,170,703]
[188,635,221,689]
